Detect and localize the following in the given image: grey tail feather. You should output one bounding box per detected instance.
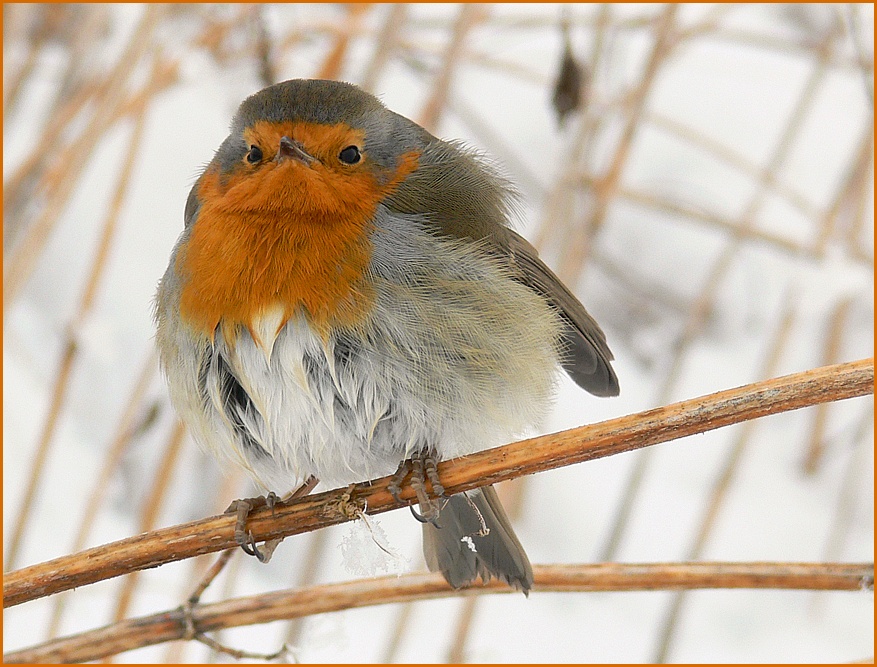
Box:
[422,485,533,595]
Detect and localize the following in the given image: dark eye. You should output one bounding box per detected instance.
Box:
[339,145,361,164]
[246,145,263,163]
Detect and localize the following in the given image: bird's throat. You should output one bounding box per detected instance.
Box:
[177,170,375,343]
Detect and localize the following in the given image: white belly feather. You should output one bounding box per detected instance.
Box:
[166,211,562,491]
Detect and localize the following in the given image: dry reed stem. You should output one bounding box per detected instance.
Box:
[110,421,187,623]
[4,78,100,248]
[3,3,70,118]
[653,299,797,662]
[3,358,871,609]
[406,6,869,73]
[533,3,613,255]
[572,2,618,155]
[252,5,276,87]
[381,599,415,663]
[702,26,873,71]
[4,52,166,572]
[840,4,874,102]
[409,10,652,33]
[447,595,480,663]
[3,337,76,572]
[6,562,872,664]
[556,3,678,282]
[581,177,820,260]
[316,3,373,80]
[594,245,693,319]
[803,298,854,475]
[360,4,408,92]
[110,60,181,126]
[193,4,260,65]
[599,22,843,562]
[3,4,165,307]
[846,161,874,265]
[281,529,330,649]
[52,7,108,101]
[5,54,177,245]
[819,405,875,567]
[816,121,874,259]
[645,110,819,221]
[418,3,485,132]
[3,38,41,116]
[462,49,549,85]
[46,353,157,639]
[839,124,874,264]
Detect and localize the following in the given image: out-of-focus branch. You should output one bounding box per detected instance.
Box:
[6,562,872,664]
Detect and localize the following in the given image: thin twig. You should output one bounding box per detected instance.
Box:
[381,599,415,663]
[282,529,329,649]
[418,3,486,132]
[5,52,163,572]
[111,421,187,623]
[360,3,409,92]
[556,3,679,281]
[653,297,797,663]
[3,358,872,609]
[45,353,157,638]
[3,4,166,307]
[315,3,373,80]
[168,468,248,663]
[193,631,290,662]
[803,297,854,474]
[600,20,844,561]
[817,404,875,579]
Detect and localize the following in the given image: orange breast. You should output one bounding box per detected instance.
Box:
[176,128,419,341]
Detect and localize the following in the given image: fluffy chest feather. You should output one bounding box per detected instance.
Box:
[161,210,563,491]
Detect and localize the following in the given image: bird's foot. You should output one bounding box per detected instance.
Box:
[224,492,281,563]
[388,451,447,527]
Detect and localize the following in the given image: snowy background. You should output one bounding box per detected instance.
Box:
[4,3,873,663]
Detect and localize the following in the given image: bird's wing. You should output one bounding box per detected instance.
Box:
[499,228,619,397]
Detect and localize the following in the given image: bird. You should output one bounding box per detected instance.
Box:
[154,78,618,594]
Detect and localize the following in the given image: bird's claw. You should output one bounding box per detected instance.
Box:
[226,492,281,563]
[391,451,445,526]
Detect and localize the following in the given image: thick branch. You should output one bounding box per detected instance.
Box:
[6,562,872,663]
[4,358,872,608]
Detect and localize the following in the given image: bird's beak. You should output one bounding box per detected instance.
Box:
[277,136,315,165]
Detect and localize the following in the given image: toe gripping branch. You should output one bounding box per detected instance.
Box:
[225,492,281,563]
[225,477,318,563]
[387,451,448,526]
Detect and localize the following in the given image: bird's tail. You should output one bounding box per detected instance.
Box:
[422,485,533,594]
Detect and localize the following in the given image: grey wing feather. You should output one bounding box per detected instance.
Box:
[500,229,619,397]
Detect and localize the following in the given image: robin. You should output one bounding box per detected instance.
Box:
[155,78,618,594]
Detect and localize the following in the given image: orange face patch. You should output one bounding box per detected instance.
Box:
[176,120,420,340]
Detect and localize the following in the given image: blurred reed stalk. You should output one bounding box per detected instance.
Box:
[3,4,872,663]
